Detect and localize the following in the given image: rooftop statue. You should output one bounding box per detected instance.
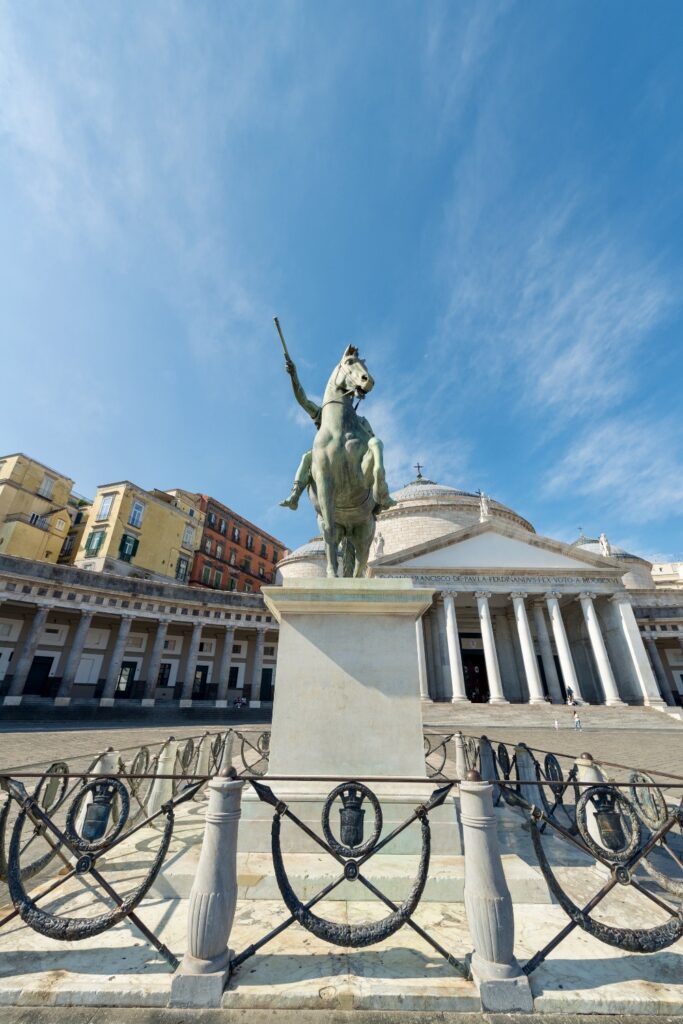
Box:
[275,318,394,578]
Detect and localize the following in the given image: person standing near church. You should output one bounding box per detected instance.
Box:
[573,709,582,731]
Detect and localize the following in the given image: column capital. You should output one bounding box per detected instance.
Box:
[510,592,528,602]
[608,593,629,605]
[544,591,562,601]
[475,591,491,600]
[577,591,597,603]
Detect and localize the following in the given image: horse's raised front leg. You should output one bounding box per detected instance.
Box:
[313,468,339,578]
[364,437,396,510]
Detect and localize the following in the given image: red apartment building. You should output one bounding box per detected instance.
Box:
[190,495,288,594]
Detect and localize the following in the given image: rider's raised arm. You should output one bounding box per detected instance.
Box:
[286,357,320,423]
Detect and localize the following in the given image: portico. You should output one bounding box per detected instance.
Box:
[369,520,669,707]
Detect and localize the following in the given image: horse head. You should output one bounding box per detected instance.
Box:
[334,345,374,399]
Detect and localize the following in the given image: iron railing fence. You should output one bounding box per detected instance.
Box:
[0,729,681,999]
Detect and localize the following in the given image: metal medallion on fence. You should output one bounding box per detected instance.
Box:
[424,733,452,779]
[236,730,270,776]
[229,778,467,976]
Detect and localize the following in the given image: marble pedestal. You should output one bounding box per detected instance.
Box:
[261,577,434,785]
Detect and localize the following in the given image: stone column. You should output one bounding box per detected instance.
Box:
[425,610,442,700]
[510,594,545,704]
[578,594,623,705]
[460,771,533,1011]
[170,773,245,1007]
[180,622,204,704]
[147,737,178,819]
[56,610,95,703]
[215,626,236,705]
[248,627,266,703]
[100,616,134,704]
[444,593,468,702]
[475,593,507,704]
[416,617,430,701]
[545,593,584,702]
[644,636,675,707]
[609,598,667,707]
[143,620,170,704]
[5,606,50,701]
[436,599,453,700]
[531,601,563,704]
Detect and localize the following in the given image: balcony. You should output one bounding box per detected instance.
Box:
[5,512,50,532]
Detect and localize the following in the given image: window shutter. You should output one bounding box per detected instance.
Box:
[132,538,139,556]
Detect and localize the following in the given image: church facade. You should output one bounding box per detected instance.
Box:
[278,474,683,708]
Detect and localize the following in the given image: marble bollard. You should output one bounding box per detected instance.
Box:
[461,772,533,1013]
[195,732,212,799]
[514,743,545,811]
[170,772,245,1008]
[575,751,609,876]
[217,730,234,774]
[454,731,467,788]
[147,737,177,820]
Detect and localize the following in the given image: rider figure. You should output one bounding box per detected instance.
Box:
[280,355,395,512]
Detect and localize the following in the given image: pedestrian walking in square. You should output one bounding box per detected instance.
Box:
[573,709,582,731]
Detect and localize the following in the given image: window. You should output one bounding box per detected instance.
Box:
[119,533,138,563]
[55,518,66,532]
[182,525,195,549]
[216,543,223,559]
[61,536,74,556]
[157,663,172,686]
[232,526,240,543]
[243,557,251,573]
[273,549,279,563]
[264,646,275,656]
[85,530,105,555]
[214,569,223,588]
[259,564,265,578]
[37,475,55,498]
[208,511,217,527]
[202,565,211,584]
[175,557,189,582]
[29,513,49,530]
[229,549,236,565]
[228,577,237,591]
[246,533,254,550]
[128,500,145,528]
[204,538,212,555]
[219,518,227,535]
[96,494,115,521]
[244,582,252,593]
[260,542,267,557]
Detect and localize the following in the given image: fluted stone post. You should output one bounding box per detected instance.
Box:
[575,752,609,874]
[56,610,94,703]
[147,737,178,820]
[215,626,236,706]
[579,594,623,705]
[546,593,584,702]
[248,628,266,704]
[454,731,467,787]
[514,743,545,810]
[217,730,234,774]
[531,602,563,704]
[461,771,533,1011]
[444,593,467,702]
[170,773,245,1007]
[143,620,169,704]
[195,731,212,788]
[5,605,50,702]
[180,623,204,705]
[416,617,430,701]
[100,615,134,704]
[476,593,507,704]
[511,594,545,704]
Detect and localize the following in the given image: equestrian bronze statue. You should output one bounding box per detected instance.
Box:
[275,318,394,578]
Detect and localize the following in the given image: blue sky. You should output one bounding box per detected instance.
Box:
[1,1,682,560]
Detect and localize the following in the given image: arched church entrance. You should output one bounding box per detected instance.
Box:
[460,636,489,703]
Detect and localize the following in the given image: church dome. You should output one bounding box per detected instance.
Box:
[571,534,654,589]
[375,472,535,558]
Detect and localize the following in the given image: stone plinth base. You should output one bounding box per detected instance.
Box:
[261,578,434,780]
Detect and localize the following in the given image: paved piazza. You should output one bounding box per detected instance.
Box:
[1,707,681,780]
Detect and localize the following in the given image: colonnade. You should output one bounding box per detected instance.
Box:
[418,590,668,707]
[2,602,274,707]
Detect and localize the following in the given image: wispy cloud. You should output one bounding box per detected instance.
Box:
[543,413,683,524]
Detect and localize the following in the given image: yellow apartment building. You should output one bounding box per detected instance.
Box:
[0,453,76,564]
[73,481,204,582]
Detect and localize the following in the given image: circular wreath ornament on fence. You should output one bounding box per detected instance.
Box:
[270,780,431,948]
